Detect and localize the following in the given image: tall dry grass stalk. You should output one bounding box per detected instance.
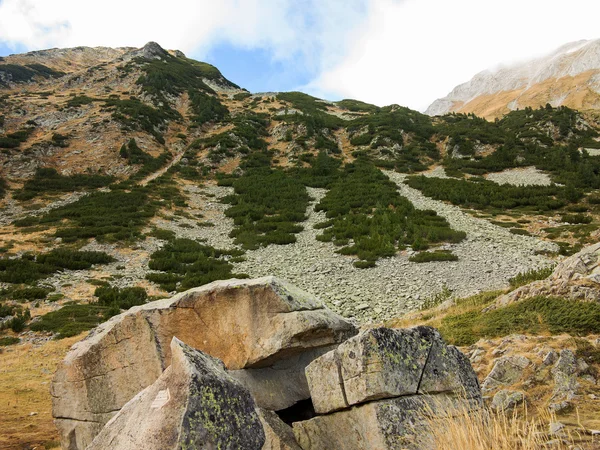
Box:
[425,401,576,450]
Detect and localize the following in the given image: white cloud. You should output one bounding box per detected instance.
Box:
[0,0,366,71]
[307,0,600,110]
[1,0,599,110]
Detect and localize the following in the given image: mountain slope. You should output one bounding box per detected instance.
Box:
[427,39,600,119]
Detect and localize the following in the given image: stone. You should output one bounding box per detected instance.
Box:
[543,350,558,366]
[551,350,579,401]
[305,327,480,414]
[304,349,347,414]
[481,355,530,393]
[88,338,265,450]
[293,394,481,450]
[52,277,357,450]
[494,242,600,307]
[548,401,572,414]
[491,390,525,411]
[549,422,566,436]
[230,346,334,411]
[258,408,303,450]
[470,348,485,363]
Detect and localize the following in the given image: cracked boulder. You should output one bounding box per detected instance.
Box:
[52,277,356,450]
[88,337,265,450]
[306,327,481,414]
[293,392,482,450]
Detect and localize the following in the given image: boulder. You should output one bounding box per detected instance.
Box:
[491,389,525,411]
[258,408,303,450]
[230,346,335,411]
[493,242,600,307]
[551,349,579,401]
[52,277,356,450]
[293,394,481,450]
[481,355,530,393]
[305,327,480,414]
[88,338,265,450]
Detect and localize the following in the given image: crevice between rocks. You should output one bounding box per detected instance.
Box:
[416,342,435,394]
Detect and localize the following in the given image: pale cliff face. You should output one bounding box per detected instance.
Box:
[426,39,600,119]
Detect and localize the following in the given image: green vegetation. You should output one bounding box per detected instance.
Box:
[336,99,380,113]
[118,138,173,182]
[347,106,438,172]
[406,176,578,212]
[0,126,35,149]
[0,336,19,346]
[409,250,458,263]
[193,113,269,163]
[276,91,343,132]
[132,53,231,127]
[439,106,600,191]
[315,160,465,266]
[221,152,310,249]
[15,188,158,243]
[0,176,7,198]
[2,310,30,332]
[0,63,64,85]
[189,90,229,125]
[14,167,114,201]
[146,238,246,292]
[29,304,115,339]
[0,249,114,284]
[105,97,177,144]
[440,296,600,346]
[233,92,252,101]
[508,266,554,288]
[66,95,96,108]
[0,287,52,301]
[0,303,15,318]
[291,151,342,188]
[95,285,148,310]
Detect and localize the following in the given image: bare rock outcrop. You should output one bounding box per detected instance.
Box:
[294,327,482,450]
[493,242,600,307]
[52,277,356,450]
[88,338,265,450]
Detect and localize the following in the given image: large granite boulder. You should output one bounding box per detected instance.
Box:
[294,390,481,450]
[306,327,481,414]
[88,338,265,449]
[297,327,482,449]
[52,277,356,450]
[494,242,600,307]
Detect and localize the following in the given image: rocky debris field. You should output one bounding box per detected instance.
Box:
[484,166,553,186]
[148,174,557,324]
[0,170,558,325]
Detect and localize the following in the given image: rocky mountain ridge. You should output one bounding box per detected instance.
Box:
[427,39,600,119]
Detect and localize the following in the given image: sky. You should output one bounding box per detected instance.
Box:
[0,0,599,111]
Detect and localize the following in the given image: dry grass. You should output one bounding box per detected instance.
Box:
[426,402,591,450]
[0,335,83,450]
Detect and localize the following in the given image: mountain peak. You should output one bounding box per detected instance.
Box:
[128,41,170,60]
[426,38,600,119]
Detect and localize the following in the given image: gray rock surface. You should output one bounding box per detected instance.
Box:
[52,277,356,450]
[88,338,265,450]
[491,389,525,411]
[293,394,482,450]
[494,242,600,306]
[181,174,554,323]
[258,408,303,450]
[481,355,531,393]
[306,327,481,414]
